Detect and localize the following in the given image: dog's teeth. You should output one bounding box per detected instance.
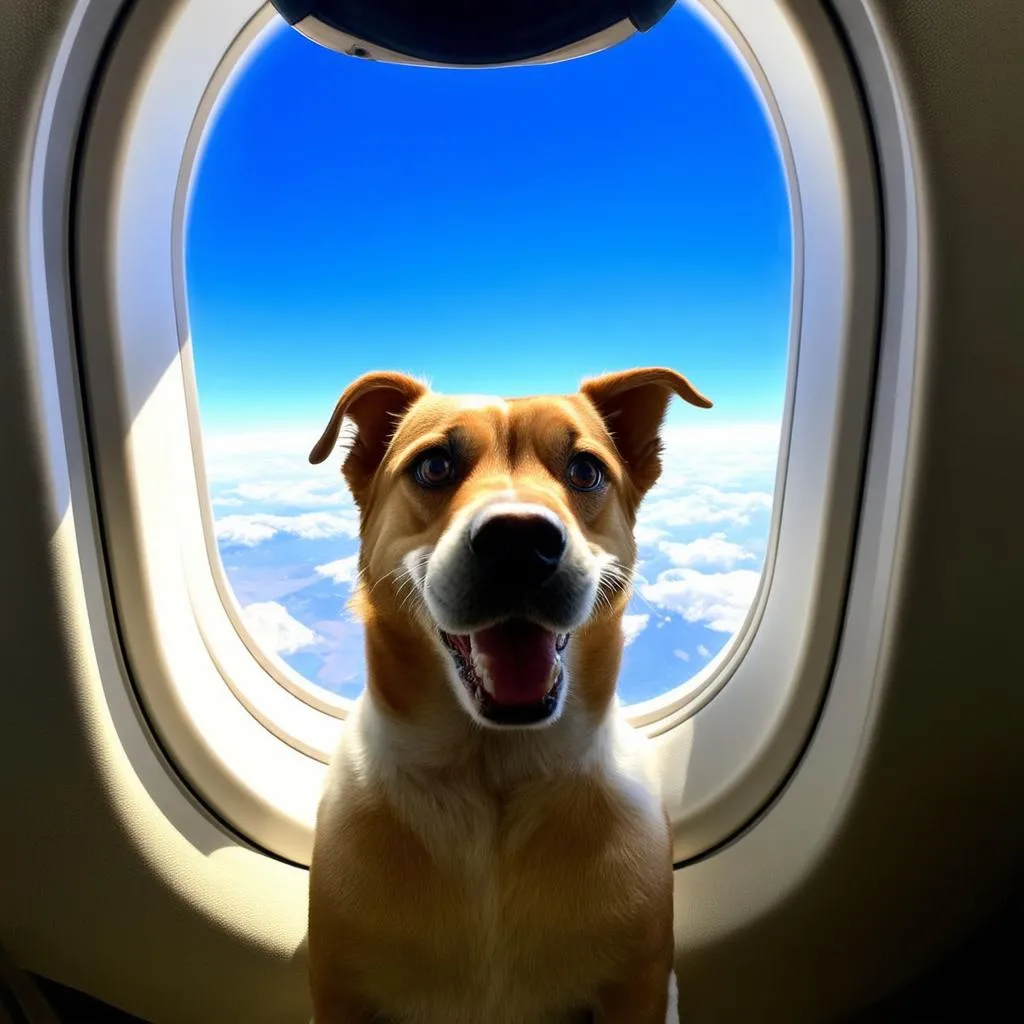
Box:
[470,647,497,696]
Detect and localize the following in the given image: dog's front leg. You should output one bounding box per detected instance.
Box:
[594,957,679,1024]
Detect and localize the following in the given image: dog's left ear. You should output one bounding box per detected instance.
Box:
[309,371,428,502]
[580,367,712,494]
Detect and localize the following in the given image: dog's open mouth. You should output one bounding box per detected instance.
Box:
[439,619,570,726]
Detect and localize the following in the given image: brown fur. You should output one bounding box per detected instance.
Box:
[307,368,710,1023]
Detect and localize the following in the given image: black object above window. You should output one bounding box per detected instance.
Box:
[269,0,676,67]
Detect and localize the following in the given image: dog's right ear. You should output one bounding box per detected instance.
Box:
[309,371,428,503]
[580,366,712,496]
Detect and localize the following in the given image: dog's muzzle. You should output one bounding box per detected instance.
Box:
[426,504,592,727]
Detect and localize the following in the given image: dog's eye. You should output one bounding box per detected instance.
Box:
[412,449,456,488]
[566,454,605,492]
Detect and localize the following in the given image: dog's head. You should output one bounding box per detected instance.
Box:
[310,368,711,729]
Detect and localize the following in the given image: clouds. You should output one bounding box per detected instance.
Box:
[216,511,359,547]
[638,486,773,533]
[203,429,355,514]
[632,423,777,546]
[206,437,359,544]
[241,600,322,655]
[203,430,325,486]
[203,428,321,464]
[640,568,761,634]
[314,554,360,585]
[220,479,346,509]
[653,423,780,491]
[633,523,667,546]
[658,532,756,570]
[621,613,650,646]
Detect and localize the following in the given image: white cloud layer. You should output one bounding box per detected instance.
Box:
[224,479,346,509]
[314,554,360,585]
[242,601,321,655]
[216,511,359,547]
[640,568,761,634]
[203,429,355,511]
[638,486,773,532]
[659,532,756,570]
[652,423,780,491]
[621,613,650,646]
[633,523,667,546]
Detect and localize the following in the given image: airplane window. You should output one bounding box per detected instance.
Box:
[185,2,791,706]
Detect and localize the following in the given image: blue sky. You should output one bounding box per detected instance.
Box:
[186,3,791,704]
[186,3,791,432]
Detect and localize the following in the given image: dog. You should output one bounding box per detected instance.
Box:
[306,367,712,1023]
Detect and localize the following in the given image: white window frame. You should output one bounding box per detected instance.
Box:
[71,0,878,866]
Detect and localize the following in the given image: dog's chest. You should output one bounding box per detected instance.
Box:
[309,702,669,1023]
[317,769,657,1024]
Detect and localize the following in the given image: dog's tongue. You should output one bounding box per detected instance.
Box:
[470,620,558,705]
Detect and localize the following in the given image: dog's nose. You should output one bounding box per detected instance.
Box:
[469,508,567,586]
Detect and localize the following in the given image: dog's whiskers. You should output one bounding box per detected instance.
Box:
[393,566,425,615]
[590,558,645,618]
[610,564,662,617]
[627,589,660,617]
[366,562,411,596]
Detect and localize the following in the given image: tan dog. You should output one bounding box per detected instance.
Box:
[306,367,711,1024]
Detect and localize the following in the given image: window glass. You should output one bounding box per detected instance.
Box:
[186,3,790,704]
